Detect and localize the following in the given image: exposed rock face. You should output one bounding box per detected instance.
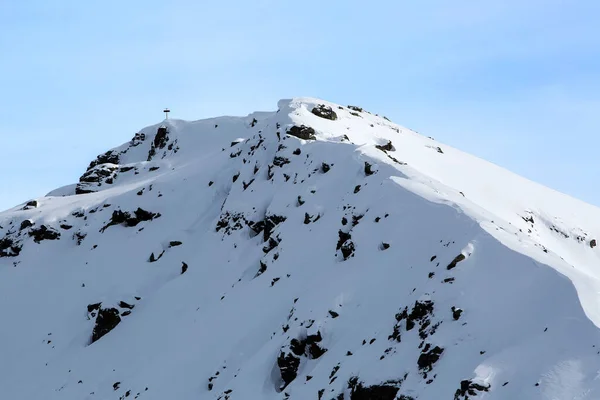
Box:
[287,125,316,140]
[76,164,119,194]
[91,308,121,343]
[277,332,327,390]
[311,104,337,120]
[100,208,160,232]
[28,225,60,243]
[22,200,38,210]
[0,237,22,257]
[453,380,490,400]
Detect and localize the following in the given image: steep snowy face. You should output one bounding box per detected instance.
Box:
[2,98,600,400]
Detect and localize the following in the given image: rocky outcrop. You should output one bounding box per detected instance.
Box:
[311,104,337,121]
[100,208,161,232]
[91,308,121,343]
[76,164,119,194]
[28,225,60,243]
[287,125,316,140]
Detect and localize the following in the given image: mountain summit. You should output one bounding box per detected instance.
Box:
[2,98,600,399]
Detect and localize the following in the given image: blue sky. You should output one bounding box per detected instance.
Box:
[1,0,599,211]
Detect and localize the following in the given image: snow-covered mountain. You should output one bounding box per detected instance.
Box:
[2,98,600,400]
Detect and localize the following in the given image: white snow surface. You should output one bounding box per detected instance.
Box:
[1,97,600,399]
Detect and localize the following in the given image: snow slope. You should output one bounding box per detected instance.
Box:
[1,97,600,400]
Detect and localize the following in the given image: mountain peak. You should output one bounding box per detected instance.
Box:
[2,98,600,399]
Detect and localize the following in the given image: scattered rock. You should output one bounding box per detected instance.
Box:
[273,156,290,167]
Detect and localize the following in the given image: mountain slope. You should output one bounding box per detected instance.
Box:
[1,97,600,400]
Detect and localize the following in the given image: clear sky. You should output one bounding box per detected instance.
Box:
[1,1,599,211]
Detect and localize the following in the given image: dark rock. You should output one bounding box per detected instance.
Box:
[87,151,120,171]
[149,166,160,171]
[0,237,21,258]
[340,240,355,260]
[591,239,597,248]
[263,237,279,254]
[263,215,287,242]
[154,126,169,149]
[91,308,121,343]
[347,105,363,112]
[329,310,339,318]
[73,232,86,245]
[148,251,165,263]
[304,213,311,225]
[447,254,466,270]
[348,377,399,400]
[256,261,267,277]
[118,301,135,309]
[277,352,300,390]
[169,241,183,247]
[311,104,338,121]
[337,230,352,251]
[87,302,102,313]
[20,220,34,230]
[101,208,160,232]
[376,140,394,152]
[451,306,463,320]
[293,148,301,155]
[380,242,390,250]
[454,380,490,400]
[273,156,290,167]
[321,163,331,173]
[417,344,444,375]
[364,162,375,176]
[59,224,72,230]
[287,125,316,140]
[354,185,361,194]
[28,225,60,243]
[181,262,188,274]
[22,200,39,210]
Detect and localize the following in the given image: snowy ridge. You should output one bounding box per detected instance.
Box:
[1,97,600,399]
